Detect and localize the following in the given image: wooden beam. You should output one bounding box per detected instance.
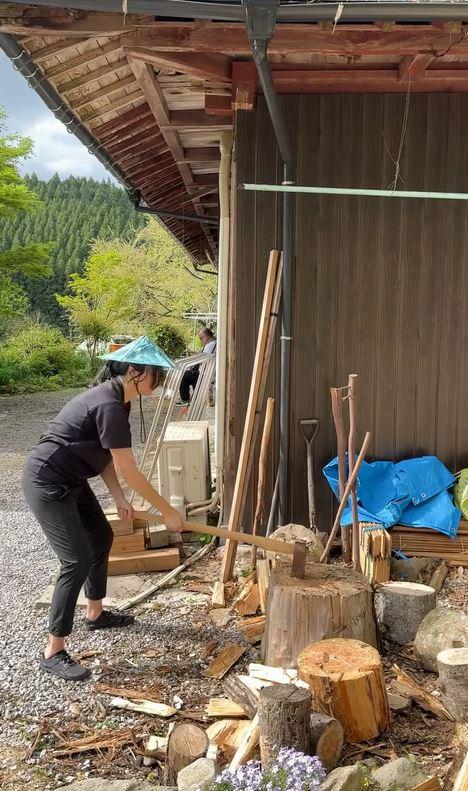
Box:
[232,61,257,112]
[123,47,232,84]
[30,36,89,62]
[57,61,129,93]
[0,7,143,36]
[205,95,232,117]
[123,22,468,57]
[161,110,232,130]
[398,54,433,82]
[81,88,144,122]
[180,147,220,163]
[270,68,468,93]
[193,173,219,186]
[46,40,122,79]
[97,109,155,142]
[73,74,137,111]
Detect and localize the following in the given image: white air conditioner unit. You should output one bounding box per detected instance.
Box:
[157,421,211,523]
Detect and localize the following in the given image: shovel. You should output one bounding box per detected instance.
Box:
[299,418,319,534]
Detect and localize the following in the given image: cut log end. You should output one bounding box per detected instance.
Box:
[375,581,436,645]
[437,647,468,722]
[166,723,209,783]
[309,712,344,770]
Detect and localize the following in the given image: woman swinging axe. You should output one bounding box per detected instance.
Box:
[23,336,184,681]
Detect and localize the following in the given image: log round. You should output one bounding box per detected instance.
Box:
[309,712,344,770]
[258,684,311,767]
[374,581,436,645]
[297,638,390,743]
[437,648,468,722]
[166,723,209,783]
[261,560,377,668]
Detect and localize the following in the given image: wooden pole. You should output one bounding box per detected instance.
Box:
[330,387,350,561]
[320,432,371,563]
[348,373,360,571]
[251,397,275,567]
[220,251,283,582]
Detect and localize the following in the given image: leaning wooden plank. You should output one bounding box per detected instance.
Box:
[391,665,452,721]
[110,696,177,717]
[228,714,260,771]
[237,616,265,644]
[222,675,258,719]
[111,527,146,555]
[108,548,180,576]
[206,699,246,718]
[220,251,283,582]
[204,644,247,680]
[248,663,297,684]
[116,541,215,610]
[256,558,271,614]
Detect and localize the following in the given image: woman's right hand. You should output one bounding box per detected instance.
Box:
[162,505,185,533]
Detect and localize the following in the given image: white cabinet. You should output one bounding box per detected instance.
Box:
[157,421,211,522]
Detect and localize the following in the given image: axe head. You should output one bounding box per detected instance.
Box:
[291,540,307,579]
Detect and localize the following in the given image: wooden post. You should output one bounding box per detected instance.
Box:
[166,724,209,783]
[258,685,312,767]
[347,374,360,571]
[330,387,350,561]
[320,432,371,563]
[220,251,283,582]
[251,397,275,567]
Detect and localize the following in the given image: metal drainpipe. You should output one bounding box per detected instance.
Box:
[244,0,294,526]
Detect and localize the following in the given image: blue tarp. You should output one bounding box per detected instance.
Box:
[323,455,460,538]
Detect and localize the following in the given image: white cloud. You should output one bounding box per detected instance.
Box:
[22,116,109,179]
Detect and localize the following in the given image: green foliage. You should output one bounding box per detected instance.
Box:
[0,322,89,393]
[150,322,186,358]
[0,170,145,328]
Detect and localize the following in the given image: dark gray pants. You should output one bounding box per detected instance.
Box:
[23,472,113,637]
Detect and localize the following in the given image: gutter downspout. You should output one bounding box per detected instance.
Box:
[244,0,294,525]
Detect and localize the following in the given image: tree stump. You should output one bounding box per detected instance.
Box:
[437,648,468,722]
[261,560,377,667]
[374,581,436,645]
[258,684,311,767]
[166,723,209,783]
[309,713,344,770]
[297,638,390,743]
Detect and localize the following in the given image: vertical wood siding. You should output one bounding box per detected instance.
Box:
[227,93,468,532]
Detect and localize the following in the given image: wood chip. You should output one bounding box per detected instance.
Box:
[237,615,265,643]
[206,698,246,717]
[201,640,219,660]
[205,643,246,680]
[211,581,226,608]
[248,662,297,684]
[391,665,452,721]
[95,683,165,703]
[110,696,177,718]
[233,578,261,617]
[256,558,271,613]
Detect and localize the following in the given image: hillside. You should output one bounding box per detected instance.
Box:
[0,173,145,328]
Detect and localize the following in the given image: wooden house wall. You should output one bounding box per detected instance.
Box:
[226,93,468,533]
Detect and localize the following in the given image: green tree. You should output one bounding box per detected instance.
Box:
[0,109,51,328]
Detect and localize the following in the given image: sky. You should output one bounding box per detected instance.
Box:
[0,50,112,181]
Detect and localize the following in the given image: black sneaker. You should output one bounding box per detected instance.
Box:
[84,609,135,631]
[39,650,91,681]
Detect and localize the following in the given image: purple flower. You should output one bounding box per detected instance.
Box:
[203,748,325,791]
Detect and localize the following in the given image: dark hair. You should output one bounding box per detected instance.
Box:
[200,327,214,338]
[92,361,164,393]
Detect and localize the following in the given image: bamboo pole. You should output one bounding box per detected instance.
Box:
[330,387,350,561]
[320,432,371,563]
[348,373,360,571]
[251,397,275,567]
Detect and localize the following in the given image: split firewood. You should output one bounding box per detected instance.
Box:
[237,615,265,643]
[95,683,165,703]
[110,696,177,718]
[204,643,246,680]
[222,675,258,719]
[206,719,253,760]
[233,578,260,617]
[237,674,269,697]
[144,735,168,759]
[391,665,452,721]
[309,712,344,771]
[211,581,226,608]
[256,558,271,613]
[453,751,468,791]
[206,719,242,745]
[429,561,449,593]
[201,640,219,660]
[206,698,246,717]
[248,663,297,684]
[166,723,209,784]
[228,714,260,771]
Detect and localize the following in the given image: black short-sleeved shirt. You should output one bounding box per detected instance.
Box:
[26,380,132,484]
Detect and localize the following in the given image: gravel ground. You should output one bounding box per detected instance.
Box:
[0,389,254,789]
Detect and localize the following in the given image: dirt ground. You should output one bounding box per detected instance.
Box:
[0,390,466,789]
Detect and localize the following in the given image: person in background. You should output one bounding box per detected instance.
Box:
[23,336,185,682]
[179,326,217,405]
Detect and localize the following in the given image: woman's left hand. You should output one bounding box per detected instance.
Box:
[114,496,134,521]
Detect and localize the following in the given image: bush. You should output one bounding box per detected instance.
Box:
[149,322,186,359]
[0,322,90,393]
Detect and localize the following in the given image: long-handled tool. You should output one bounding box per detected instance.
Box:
[299,418,319,534]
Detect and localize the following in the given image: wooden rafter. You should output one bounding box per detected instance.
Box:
[271,68,468,93]
[82,87,144,122]
[179,147,220,163]
[28,36,89,61]
[160,110,232,130]
[57,60,129,93]
[0,6,145,36]
[123,46,232,83]
[398,54,433,82]
[72,74,137,111]
[205,95,232,116]
[46,40,122,79]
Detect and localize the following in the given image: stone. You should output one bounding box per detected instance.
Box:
[371,757,428,790]
[268,524,324,562]
[390,557,432,583]
[177,758,216,791]
[387,692,411,713]
[58,781,161,791]
[209,608,232,627]
[414,607,468,672]
[37,574,154,610]
[319,764,365,791]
